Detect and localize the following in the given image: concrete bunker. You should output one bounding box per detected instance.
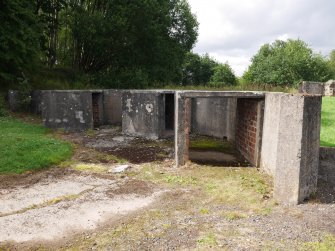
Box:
[175,91,265,167]
[122,90,175,139]
[40,90,122,131]
[6,88,326,205]
[174,91,322,205]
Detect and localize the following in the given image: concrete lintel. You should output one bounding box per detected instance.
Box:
[178,90,266,99]
[124,90,176,95]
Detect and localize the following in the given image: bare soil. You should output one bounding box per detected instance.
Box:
[0,126,334,250]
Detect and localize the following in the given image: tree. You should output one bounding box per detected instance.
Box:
[210,63,237,86]
[328,50,335,79]
[181,52,218,85]
[36,0,68,68]
[243,39,332,86]
[0,0,41,87]
[68,0,198,87]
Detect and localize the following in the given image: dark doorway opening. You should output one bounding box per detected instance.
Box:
[165,93,175,130]
[92,93,102,128]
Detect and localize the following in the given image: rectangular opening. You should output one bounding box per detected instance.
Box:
[165,93,175,130]
[92,93,102,128]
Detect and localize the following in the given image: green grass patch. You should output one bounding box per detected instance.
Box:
[321,97,335,147]
[189,135,235,154]
[0,117,72,174]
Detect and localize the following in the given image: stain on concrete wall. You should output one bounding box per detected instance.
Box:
[122,91,160,139]
[41,91,93,131]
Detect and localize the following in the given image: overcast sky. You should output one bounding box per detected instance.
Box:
[188,0,335,76]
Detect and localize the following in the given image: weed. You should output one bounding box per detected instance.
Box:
[86,129,96,137]
[163,175,198,185]
[301,234,335,251]
[197,233,218,247]
[224,211,247,220]
[73,163,108,173]
[240,174,270,195]
[200,208,210,214]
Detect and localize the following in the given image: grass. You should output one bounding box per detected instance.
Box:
[320,97,335,147]
[0,117,72,174]
[302,234,335,251]
[189,135,236,154]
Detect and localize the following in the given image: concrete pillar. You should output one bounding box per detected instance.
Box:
[175,92,191,166]
[274,94,321,205]
[260,93,283,176]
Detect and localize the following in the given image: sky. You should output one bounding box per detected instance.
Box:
[187,0,335,76]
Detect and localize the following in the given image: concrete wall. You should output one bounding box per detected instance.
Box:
[298,81,325,95]
[122,91,161,139]
[191,98,237,140]
[271,94,321,205]
[102,90,122,125]
[319,147,335,186]
[7,90,19,111]
[324,80,335,96]
[41,90,93,131]
[30,90,43,114]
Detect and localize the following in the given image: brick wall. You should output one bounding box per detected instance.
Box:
[235,99,262,165]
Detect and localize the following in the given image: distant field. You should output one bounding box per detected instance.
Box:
[321,97,335,147]
[0,117,72,174]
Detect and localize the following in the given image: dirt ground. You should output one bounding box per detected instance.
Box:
[0,127,334,250]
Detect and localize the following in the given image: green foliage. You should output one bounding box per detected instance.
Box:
[181,53,219,85]
[328,50,335,79]
[30,67,90,90]
[243,39,332,86]
[69,0,198,87]
[210,63,238,86]
[1,0,198,90]
[320,97,335,147]
[0,0,42,87]
[0,94,9,117]
[0,117,72,174]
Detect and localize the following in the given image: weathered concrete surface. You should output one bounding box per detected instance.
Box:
[30,90,43,114]
[298,81,324,95]
[122,91,160,139]
[7,90,19,111]
[191,98,237,140]
[274,94,321,205]
[103,90,122,125]
[260,93,283,176]
[175,93,191,166]
[319,147,335,186]
[41,90,93,131]
[324,80,335,96]
[122,90,175,139]
[178,90,265,99]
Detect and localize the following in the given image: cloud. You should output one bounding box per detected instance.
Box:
[188,0,335,76]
